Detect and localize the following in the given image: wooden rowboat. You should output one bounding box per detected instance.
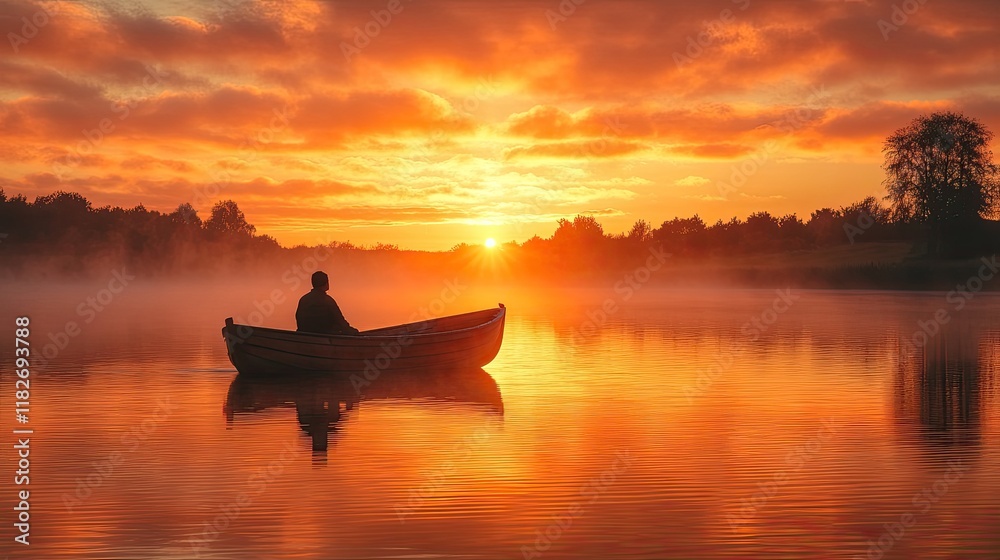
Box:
[222,304,506,375]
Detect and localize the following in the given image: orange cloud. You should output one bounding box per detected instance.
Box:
[503,139,645,160]
[669,143,756,159]
[1,0,998,248]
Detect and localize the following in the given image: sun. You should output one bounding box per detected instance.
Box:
[484,237,497,248]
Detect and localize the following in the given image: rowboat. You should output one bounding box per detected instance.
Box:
[222,304,506,375]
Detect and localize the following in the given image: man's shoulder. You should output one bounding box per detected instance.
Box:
[300,290,336,304]
[297,291,314,303]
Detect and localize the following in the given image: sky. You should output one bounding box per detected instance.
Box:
[1,0,998,250]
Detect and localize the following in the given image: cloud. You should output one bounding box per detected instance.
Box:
[505,105,581,138]
[670,143,755,159]
[682,194,728,202]
[119,155,194,173]
[1,0,998,247]
[0,60,103,100]
[503,139,645,160]
[674,175,711,187]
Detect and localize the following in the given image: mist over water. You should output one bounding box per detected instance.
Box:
[2,280,1000,559]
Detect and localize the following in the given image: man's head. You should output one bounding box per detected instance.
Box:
[311,271,330,291]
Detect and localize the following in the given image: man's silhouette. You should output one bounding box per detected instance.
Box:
[295,271,360,335]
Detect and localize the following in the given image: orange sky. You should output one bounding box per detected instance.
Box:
[2,0,998,250]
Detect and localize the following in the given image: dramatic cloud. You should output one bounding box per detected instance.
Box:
[1,0,997,248]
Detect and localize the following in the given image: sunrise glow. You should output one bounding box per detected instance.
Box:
[1,0,997,250]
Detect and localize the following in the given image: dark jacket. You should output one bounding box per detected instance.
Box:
[295,289,359,335]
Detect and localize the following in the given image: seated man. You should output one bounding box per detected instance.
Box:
[295,271,360,335]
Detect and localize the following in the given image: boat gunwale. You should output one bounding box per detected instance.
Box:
[225,305,505,343]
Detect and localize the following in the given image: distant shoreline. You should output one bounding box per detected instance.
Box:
[3,244,998,293]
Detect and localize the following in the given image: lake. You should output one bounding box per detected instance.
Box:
[2,281,999,559]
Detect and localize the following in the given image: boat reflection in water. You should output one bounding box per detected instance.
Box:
[223,367,503,455]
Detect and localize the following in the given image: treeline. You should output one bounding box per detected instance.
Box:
[1,190,310,278]
[0,190,424,280]
[460,195,985,269]
[2,189,999,283]
[463,196,1000,288]
[512,195,988,258]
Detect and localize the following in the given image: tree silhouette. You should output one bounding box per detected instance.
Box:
[654,216,706,255]
[777,214,808,249]
[7,183,1000,283]
[883,112,998,254]
[171,202,202,228]
[206,200,256,237]
[552,215,605,247]
[626,219,653,243]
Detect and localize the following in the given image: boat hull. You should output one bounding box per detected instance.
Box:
[222,305,505,375]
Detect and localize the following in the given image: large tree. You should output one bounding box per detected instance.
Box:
[883,112,998,226]
[205,200,256,237]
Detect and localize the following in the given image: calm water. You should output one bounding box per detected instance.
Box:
[2,282,999,559]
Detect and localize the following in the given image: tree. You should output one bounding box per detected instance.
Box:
[743,211,782,252]
[654,215,707,255]
[205,200,256,237]
[33,190,92,223]
[626,219,653,243]
[883,112,998,234]
[777,214,807,250]
[551,215,605,246]
[840,196,890,226]
[170,202,202,228]
[807,208,842,246]
[745,211,780,235]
